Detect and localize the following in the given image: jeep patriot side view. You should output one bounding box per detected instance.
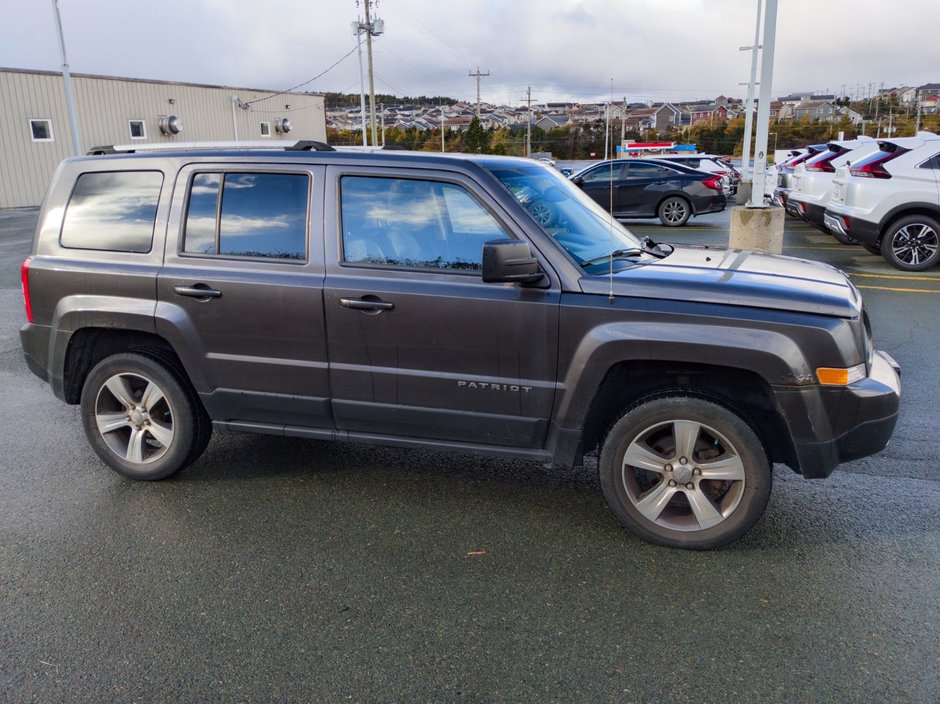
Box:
[19,143,901,549]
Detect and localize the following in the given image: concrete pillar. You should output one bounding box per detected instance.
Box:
[735,181,753,205]
[729,206,785,255]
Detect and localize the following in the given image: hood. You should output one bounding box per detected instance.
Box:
[580,244,860,318]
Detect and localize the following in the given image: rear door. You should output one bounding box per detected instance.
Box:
[156,163,332,429]
[619,161,675,214]
[322,166,560,449]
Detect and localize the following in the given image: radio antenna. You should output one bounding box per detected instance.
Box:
[608,78,615,304]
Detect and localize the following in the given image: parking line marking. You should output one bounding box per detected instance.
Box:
[855,285,940,293]
[848,272,940,281]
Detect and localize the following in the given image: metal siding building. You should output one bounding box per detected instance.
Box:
[0,68,327,208]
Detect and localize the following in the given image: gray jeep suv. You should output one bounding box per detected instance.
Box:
[20,142,901,549]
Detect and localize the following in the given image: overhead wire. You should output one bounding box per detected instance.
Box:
[244,45,359,106]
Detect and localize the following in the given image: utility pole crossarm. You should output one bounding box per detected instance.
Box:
[469,66,490,118]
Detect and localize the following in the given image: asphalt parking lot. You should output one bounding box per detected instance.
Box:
[1,206,938,703]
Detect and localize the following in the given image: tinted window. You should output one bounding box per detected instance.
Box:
[626,162,669,178]
[341,176,509,271]
[918,153,940,169]
[183,172,308,261]
[580,164,623,183]
[61,171,163,252]
[30,119,53,141]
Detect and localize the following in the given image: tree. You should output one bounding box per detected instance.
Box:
[464,116,490,153]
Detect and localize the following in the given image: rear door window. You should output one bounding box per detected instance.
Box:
[183,172,308,261]
[60,171,163,252]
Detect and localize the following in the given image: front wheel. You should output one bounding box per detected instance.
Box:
[80,352,211,480]
[658,197,691,227]
[599,396,771,549]
[880,215,940,271]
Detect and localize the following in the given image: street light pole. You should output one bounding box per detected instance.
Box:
[740,0,763,182]
[51,0,81,155]
[749,0,778,208]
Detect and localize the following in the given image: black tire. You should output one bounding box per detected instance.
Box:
[880,215,940,271]
[657,197,691,227]
[80,352,211,480]
[599,396,771,550]
[862,243,881,256]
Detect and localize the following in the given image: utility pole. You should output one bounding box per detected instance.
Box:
[915,89,923,132]
[363,0,383,147]
[351,19,368,145]
[469,66,490,118]
[51,0,81,155]
[620,96,627,151]
[521,86,534,157]
[380,103,385,146]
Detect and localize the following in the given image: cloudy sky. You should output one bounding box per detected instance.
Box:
[2,0,938,106]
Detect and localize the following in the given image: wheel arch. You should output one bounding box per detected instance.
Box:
[878,203,940,242]
[61,327,189,405]
[656,192,695,215]
[576,360,797,470]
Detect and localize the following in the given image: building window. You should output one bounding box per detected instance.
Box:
[29,119,53,142]
[260,122,271,137]
[129,120,146,139]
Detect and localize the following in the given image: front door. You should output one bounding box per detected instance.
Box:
[322,167,560,449]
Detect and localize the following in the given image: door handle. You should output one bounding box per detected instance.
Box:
[339,297,394,311]
[174,284,222,300]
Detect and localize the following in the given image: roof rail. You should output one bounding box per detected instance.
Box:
[86,140,336,156]
[285,140,336,151]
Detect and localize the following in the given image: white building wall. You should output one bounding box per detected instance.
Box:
[0,68,327,208]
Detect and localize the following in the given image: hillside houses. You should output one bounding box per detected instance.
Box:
[324,83,940,138]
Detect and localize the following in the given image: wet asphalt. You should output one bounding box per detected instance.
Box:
[1,207,937,703]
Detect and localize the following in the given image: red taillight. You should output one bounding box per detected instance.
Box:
[842,216,851,232]
[850,148,908,179]
[702,175,723,191]
[806,151,838,173]
[21,257,33,323]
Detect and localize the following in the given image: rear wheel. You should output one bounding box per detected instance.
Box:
[80,352,211,480]
[658,197,691,227]
[880,215,940,271]
[599,396,771,549]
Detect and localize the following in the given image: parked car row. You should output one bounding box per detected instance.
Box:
[778,133,940,270]
[568,158,727,226]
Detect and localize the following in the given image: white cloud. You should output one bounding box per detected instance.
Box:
[2,0,938,106]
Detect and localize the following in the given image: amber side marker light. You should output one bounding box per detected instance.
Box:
[816,364,866,386]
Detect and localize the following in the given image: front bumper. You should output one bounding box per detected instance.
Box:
[775,351,901,478]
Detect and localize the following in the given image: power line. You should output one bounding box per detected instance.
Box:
[244,45,358,106]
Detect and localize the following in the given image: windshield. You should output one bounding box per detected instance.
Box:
[485,164,643,265]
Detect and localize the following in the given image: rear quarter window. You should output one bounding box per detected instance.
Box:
[60,171,163,252]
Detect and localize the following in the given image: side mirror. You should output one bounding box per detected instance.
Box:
[482,239,545,284]
[571,176,584,186]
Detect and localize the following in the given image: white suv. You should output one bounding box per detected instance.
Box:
[824,135,940,270]
[786,137,876,235]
